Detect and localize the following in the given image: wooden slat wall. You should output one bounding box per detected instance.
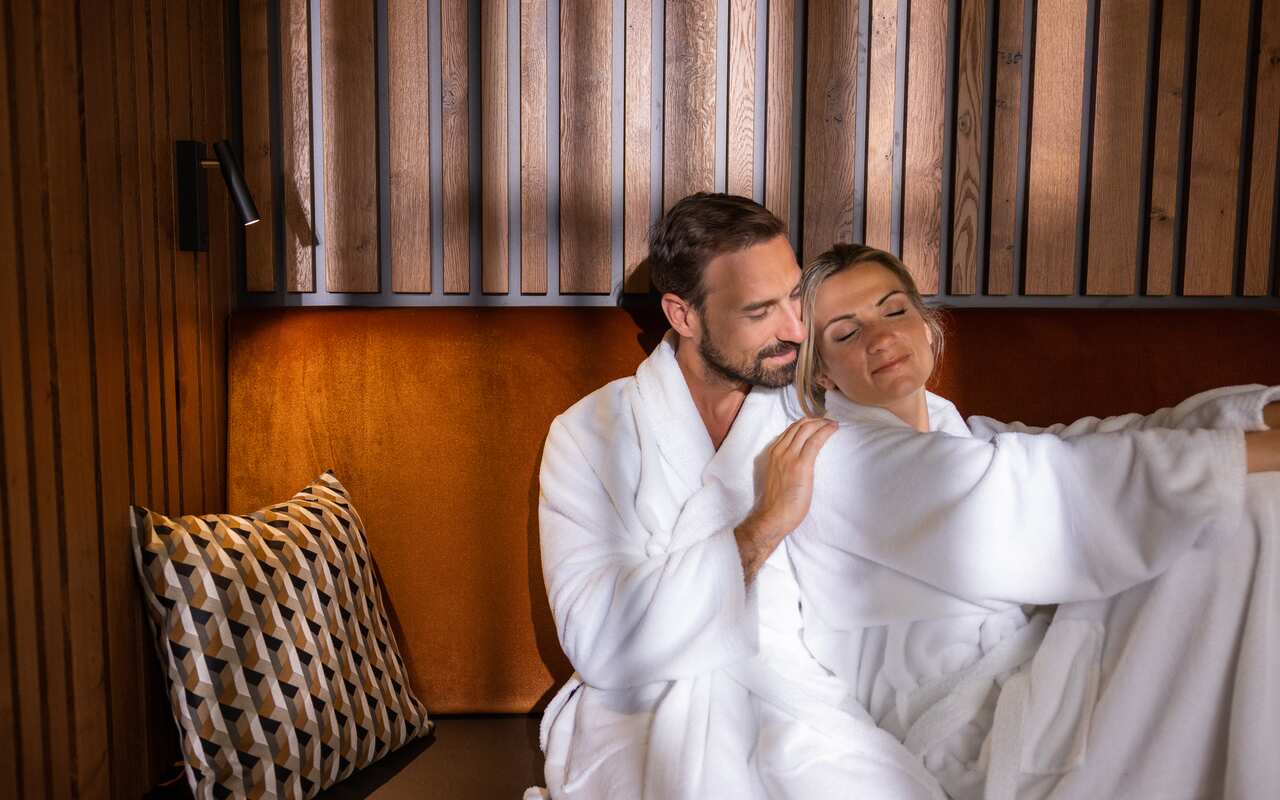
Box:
[0,1,234,798]
[238,0,1279,305]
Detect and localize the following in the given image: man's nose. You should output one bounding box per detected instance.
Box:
[779,296,805,343]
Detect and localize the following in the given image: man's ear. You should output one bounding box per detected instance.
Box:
[661,293,699,339]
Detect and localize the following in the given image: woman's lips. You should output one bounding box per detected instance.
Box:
[872,353,910,375]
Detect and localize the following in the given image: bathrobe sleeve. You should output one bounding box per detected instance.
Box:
[967,384,1280,438]
[808,424,1248,606]
[538,418,757,690]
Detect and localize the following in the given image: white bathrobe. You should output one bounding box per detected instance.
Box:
[534,334,946,800]
[789,385,1280,799]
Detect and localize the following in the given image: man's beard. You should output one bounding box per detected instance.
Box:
[698,328,798,388]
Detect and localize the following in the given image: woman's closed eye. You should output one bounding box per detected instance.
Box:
[835,326,860,343]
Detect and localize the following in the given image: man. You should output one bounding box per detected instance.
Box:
[533,194,944,799]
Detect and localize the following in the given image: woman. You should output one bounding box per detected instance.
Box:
[785,243,1280,800]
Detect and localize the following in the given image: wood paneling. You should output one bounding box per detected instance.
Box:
[1244,0,1279,296]
[390,0,433,292]
[0,0,233,795]
[1086,0,1148,295]
[902,0,946,293]
[1146,0,1188,295]
[728,0,757,197]
[951,0,986,295]
[560,0,613,293]
[282,0,315,292]
[988,0,1024,295]
[1024,0,1086,295]
[241,0,276,291]
[765,0,796,232]
[664,0,717,209]
[1184,0,1250,295]
[865,0,896,252]
[623,0,652,292]
[442,0,471,293]
[803,0,858,262]
[482,0,509,293]
[523,0,549,294]
[321,0,379,292]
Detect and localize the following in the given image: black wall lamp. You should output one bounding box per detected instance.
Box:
[175,139,260,252]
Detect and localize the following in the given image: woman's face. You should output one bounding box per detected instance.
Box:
[811,263,934,411]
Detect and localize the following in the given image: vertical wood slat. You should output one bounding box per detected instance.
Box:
[0,5,47,795]
[1086,0,1148,295]
[664,0,717,209]
[522,0,549,293]
[727,0,757,197]
[764,0,795,232]
[623,0,651,292]
[1183,0,1250,295]
[321,0,379,292]
[282,0,315,292]
[240,0,276,291]
[442,0,471,292]
[901,1,945,293]
[482,0,509,293]
[11,1,75,793]
[1244,0,1280,295]
[1146,0,1188,295]
[987,0,1024,295]
[950,0,986,295]
[560,0,613,293]
[1024,0,1086,295]
[865,0,897,252]
[803,0,859,263]
[390,0,432,292]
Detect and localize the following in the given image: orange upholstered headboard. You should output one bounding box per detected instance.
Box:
[227,307,1280,714]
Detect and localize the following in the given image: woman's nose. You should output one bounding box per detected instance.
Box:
[865,324,895,352]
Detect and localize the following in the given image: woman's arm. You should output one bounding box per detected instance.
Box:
[1246,428,1280,473]
[967,385,1280,438]
[804,423,1249,607]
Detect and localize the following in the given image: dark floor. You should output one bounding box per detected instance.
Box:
[318,715,545,799]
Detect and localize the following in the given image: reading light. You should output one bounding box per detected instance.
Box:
[176,139,261,252]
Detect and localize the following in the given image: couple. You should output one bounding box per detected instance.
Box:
[531,193,1280,799]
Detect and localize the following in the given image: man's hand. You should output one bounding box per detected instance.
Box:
[734,418,838,583]
[1264,402,1279,431]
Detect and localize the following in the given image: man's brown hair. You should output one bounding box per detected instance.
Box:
[647,193,787,309]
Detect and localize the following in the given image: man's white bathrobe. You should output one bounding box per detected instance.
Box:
[535,335,945,800]
[789,385,1280,799]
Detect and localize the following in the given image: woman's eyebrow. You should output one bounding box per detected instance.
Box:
[876,290,904,307]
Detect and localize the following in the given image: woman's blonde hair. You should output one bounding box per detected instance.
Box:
[795,243,945,417]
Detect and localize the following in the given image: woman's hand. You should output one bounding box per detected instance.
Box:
[1245,429,1280,473]
[1264,402,1280,430]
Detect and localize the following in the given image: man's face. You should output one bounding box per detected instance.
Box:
[695,235,805,388]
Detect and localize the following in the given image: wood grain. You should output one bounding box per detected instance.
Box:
[902,0,946,293]
[390,0,432,292]
[321,0,379,292]
[1024,0,1086,295]
[727,0,757,197]
[282,0,315,292]
[1244,0,1279,295]
[803,0,859,262]
[1146,0,1188,295]
[865,0,897,252]
[443,0,471,292]
[765,0,796,232]
[482,0,509,293]
[987,0,1023,294]
[240,0,276,291]
[1183,0,1249,295]
[522,0,549,294]
[950,0,986,295]
[560,0,613,293]
[1086,0,1148,295]
[663,0,717,209]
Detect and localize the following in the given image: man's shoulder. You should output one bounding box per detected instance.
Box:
[549,374,639,444]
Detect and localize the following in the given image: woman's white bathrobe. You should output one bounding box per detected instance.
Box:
[789,385,1280,799]
[535,335,945,800]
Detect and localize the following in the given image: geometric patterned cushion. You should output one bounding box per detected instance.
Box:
[130,471,432,799]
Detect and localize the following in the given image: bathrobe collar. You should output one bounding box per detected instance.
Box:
[824,388,971,437]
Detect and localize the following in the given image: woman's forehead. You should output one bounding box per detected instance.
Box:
[815,264,903,318]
